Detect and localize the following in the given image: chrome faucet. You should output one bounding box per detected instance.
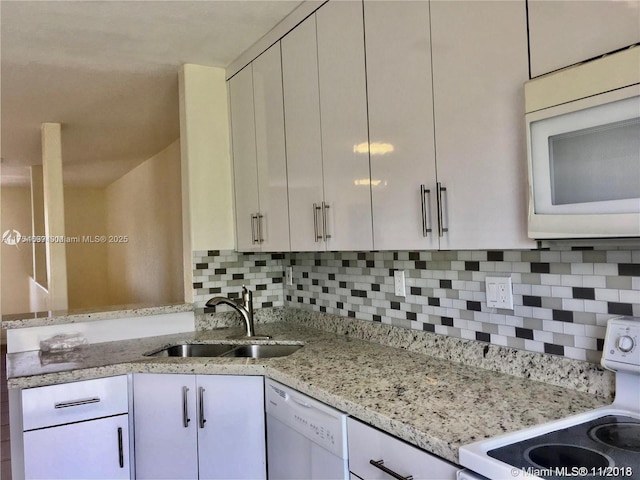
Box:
[206,286,268,338]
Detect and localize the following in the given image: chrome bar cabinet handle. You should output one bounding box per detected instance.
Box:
[313,203,323,242]
[436,182,448,237]
[250,214,258,244]
[322,202,331,240]
[198,386,206,429]
[182,386,190,428]
[117,427,124,468]
[420,185,431,237]
[369,459,413,480]
[257,213,264,244]
[54,397,100,409]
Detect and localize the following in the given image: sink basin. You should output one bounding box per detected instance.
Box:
[221,344,302,359]
[146,343,236,357]
[145,343,302,359]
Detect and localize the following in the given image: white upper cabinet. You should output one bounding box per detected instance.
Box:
[229,66,260,252]
[283,2,373,251]
[528,0,640,77]
[364,1,438,251]
[281,16,325,252]
[365,0,533,251]
[252,43,291,252]
[228,42,290,252]
[232,0,537,252]
[430,0,535,250]
[316,0,373,251]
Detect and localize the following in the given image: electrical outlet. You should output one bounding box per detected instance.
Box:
[394,270,406,297]
[485,275,513,309]
[285,266,293,286]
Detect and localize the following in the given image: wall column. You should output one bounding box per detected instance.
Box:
[179,64,235,303]
[41,122,68,310]
[30,165,47,287]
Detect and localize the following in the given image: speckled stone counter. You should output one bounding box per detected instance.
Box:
[1,302,193,329]
[6,321,609,464]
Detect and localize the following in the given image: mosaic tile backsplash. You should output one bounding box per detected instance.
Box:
[193,250,285,310]
[193,248,640,363]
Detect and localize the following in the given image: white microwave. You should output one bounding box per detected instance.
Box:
[525,46,640,239]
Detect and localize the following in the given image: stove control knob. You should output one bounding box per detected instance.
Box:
[616,335,635,353]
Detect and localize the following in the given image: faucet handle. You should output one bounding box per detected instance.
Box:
[241,286,254,318]
[241,285,253,308]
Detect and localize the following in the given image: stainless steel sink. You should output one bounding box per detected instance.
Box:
[145,343,302,358]
[146,343,236,357]
[221,344,302,359]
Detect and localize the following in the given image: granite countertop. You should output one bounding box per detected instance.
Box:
[1,302,193,329]
[5,322,609,464]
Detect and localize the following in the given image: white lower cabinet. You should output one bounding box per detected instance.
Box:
[133,373,266,480]
[24,415,130,479]
[347,418,458,480]
[21,375,131,479]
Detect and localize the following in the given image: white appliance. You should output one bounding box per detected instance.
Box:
[265,379,349,480]
[525,46,640,239]
[459,316,640,479]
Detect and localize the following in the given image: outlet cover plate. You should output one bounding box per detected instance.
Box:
[394,270,406,297]
[485,275,513,309]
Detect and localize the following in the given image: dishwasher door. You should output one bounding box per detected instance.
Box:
[265,379,348,480]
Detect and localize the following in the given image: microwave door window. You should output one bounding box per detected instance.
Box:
[548,117,640,207]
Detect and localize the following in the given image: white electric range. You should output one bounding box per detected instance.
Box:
[458,316,640,480]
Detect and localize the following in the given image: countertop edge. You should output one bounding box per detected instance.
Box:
[1,303,194,329]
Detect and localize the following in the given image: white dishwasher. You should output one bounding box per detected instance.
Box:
[265,379,349,480]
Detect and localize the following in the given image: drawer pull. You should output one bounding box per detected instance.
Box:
[54,397,101,409]
[369,459,413,480]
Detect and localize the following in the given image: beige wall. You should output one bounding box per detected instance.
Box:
[1,187,33,314]
[106,139,184,305]
[64,186,110,309]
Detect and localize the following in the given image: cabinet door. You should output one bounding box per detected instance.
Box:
[281,15,325,252]
[133,374,198,479]
[529,0,640,77]
[430,0,534,250]
[196,375,265,480]
[364,0,438,250]
[229,65,261,252]
[252,43,291,252]
[24,414,130,479]
[316,0,373,251]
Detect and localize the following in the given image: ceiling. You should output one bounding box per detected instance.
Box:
[1,0,302,187]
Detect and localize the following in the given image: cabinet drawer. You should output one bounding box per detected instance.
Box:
[22,375,129,430]
[347,418,458,480]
